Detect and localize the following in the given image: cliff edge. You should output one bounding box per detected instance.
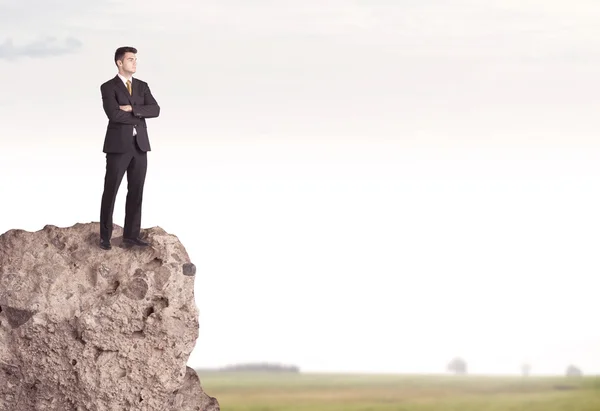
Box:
[0,222,219,411]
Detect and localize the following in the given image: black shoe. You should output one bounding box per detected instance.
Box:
[100,239,111,250]
[123,237,149,247]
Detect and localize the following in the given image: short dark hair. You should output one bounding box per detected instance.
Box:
[114,46,137,66]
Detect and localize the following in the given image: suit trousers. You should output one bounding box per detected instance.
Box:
[100,139,147,241]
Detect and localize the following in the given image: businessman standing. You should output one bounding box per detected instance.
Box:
[99,46,160,250]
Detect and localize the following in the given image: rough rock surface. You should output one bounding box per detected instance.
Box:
[0,222,219,411]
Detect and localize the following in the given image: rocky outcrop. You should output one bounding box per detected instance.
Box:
[0,222,219,411]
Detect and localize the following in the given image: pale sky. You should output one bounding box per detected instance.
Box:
[2,0,600,376]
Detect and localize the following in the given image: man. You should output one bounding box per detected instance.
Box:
[99,46,160,250]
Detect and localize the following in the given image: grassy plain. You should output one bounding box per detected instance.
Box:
[197,371,600,411]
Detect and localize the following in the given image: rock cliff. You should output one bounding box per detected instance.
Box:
[0,222,219,411]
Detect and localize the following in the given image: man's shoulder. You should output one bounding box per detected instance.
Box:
[100,77,118,89]
[133,77,148,86]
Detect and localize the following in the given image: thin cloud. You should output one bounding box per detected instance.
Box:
[0,0,114,27]
[0,36,83,60]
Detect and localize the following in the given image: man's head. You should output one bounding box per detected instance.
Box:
[114,46,137,77]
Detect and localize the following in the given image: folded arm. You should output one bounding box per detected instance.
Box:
[132,84,160,119]
[101,84,140,125]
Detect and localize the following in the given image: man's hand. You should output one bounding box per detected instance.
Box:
[119,105,133,112]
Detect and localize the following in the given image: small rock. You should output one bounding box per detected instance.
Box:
[182,263,196,276]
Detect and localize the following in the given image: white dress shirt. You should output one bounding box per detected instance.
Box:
[117,73,136,136]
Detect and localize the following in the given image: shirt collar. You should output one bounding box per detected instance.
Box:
[117,73,133,84]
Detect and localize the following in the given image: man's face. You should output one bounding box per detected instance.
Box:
[119,52,137,74]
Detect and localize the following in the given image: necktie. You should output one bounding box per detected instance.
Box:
[126,79,132,95]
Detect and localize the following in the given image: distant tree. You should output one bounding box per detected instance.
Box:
[447,357,467,375]
[566,365,582,377]
[521,363,531,377]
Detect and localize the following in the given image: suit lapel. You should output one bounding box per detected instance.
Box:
[131,78,142,103]
[113,75,134,105]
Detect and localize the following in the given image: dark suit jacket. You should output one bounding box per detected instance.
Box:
[100,75,160,153]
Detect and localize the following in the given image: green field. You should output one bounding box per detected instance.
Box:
[197,371,600,411]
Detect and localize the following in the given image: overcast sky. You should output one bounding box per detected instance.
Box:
[2,0,600,375]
